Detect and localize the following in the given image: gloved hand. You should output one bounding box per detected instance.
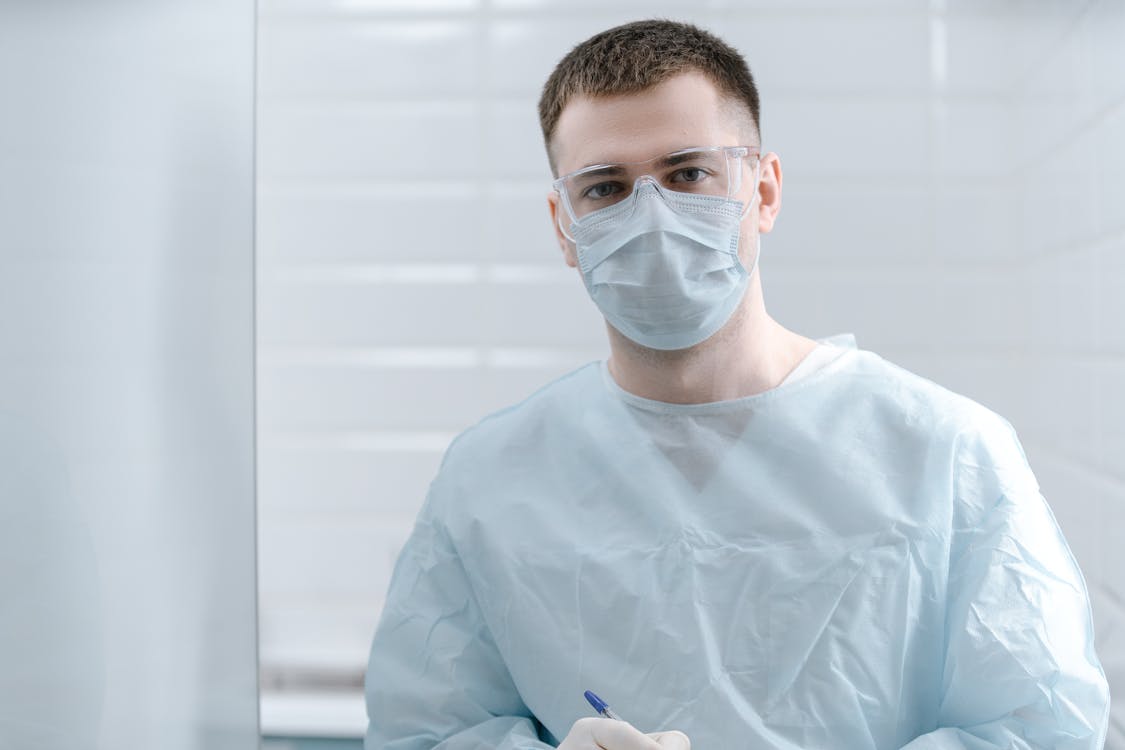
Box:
[557,717,691,749]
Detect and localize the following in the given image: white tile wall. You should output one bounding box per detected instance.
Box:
[765,94,934,178]
[1005,2,1125,744]
[485,16,641,96]
[256,0,1124,740]
[259,19,479,99]
[770,181,935,266]
[259,184,480,263]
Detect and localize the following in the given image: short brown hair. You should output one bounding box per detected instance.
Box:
[538,19,762,173]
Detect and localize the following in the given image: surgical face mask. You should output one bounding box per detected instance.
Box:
[568,177,760,351]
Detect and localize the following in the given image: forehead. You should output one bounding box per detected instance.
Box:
[552,71,744,175]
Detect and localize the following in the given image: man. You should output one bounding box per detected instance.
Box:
[365,20,1109,750]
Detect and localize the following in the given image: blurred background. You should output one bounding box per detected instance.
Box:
[255,0,1124,745]
[1,1,258,749]
[1,0,1121,749]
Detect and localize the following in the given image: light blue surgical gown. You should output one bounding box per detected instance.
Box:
[365,340,1109,750]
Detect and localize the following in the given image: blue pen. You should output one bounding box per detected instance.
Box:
[584,690,625,721]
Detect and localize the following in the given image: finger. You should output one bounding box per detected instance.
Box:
[648,730,691,750]
[589,718,662,750]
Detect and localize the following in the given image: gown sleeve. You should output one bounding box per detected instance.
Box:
[899,418,1110,749]
[364,481,553,750]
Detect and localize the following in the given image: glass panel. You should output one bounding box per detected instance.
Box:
[0,1,259,748]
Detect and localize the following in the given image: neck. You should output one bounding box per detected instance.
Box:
[604,282,817,404]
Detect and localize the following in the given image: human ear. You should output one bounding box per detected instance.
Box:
[757,152,783,234]
[547,191,578,268]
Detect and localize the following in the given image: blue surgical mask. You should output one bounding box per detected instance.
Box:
[570,178,758,351]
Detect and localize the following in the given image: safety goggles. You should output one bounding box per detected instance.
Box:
[552,145,760,237]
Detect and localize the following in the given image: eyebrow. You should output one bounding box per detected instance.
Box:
[658,151,708,167]
[574,164,626,179]
[575,151,708,179]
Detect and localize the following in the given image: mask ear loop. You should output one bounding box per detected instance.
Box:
[745,234,762,281]
[557,203,575,242]
[739,157,764,279]
[555,190,577,243]
[739,158,762,220]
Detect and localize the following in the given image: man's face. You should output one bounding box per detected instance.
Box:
[547,70,780,270]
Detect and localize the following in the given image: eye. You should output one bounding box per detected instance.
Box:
[670,166,709,184]
[581,182,623,200]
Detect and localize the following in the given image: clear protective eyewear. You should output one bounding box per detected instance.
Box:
[553,145,760,239]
